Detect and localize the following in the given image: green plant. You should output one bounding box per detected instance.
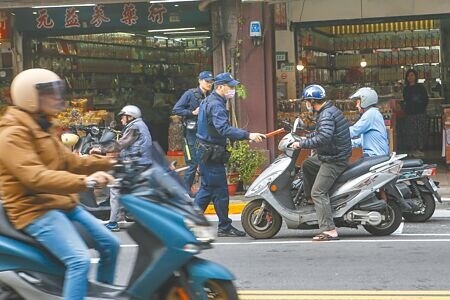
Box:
[227,141,265,186]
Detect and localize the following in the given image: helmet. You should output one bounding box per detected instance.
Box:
[10,68,65,113]
[61,133,79,147]
[302,84,326,100]
[349,87,378,108]
[118,105,141,118]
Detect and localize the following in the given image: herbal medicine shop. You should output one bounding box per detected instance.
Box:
[11,2,212,152]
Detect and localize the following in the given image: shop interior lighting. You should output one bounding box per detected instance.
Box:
[176,36,210,40]
[360,56,367,68]
[32,4,96,8]
[153,36,169,40]
[148,27,195,33]
[163,30,210,35]
[296,60,304,71]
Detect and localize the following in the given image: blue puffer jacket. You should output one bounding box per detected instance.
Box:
[299,101,351,162]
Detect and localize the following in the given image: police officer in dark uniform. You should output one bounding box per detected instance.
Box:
[172,71,214,195]
[195,72,265,237]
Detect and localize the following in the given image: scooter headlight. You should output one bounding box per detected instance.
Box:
[248,170,283,194]
[184,218,216,243]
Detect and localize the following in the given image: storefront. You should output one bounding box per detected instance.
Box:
[11,2,212,152]
[275,0,450,164]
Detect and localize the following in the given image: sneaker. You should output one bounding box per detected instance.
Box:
[217,226,246,237]
[105,222,120,232]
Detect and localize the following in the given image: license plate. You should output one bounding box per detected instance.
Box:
[429,179,438,191]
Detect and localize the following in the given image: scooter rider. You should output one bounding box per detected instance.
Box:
[292,84,352,241]
[91,105,153,231]
[172,71,214,195]
[0,68,120,300]
[195,72,265,237]
[349,87,389,157]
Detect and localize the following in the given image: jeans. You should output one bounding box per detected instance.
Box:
[194,145,232,230]
[183,130,198,191]
[24,206,120,300]
[109,187,121,223]
[302,155,348,232]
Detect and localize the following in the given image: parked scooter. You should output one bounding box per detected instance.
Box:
[0,143,238,299]
[241,118,406,239]
[62,125,121,220]
[396,158,441,222]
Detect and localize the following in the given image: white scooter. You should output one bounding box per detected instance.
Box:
[241,118,406,239]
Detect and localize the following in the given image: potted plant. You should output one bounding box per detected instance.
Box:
[227,141,266,190]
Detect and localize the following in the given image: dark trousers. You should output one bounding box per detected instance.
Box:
[404,113,428,151]
[183,130,198,190]
[302,155,348,232]
[194,145,232,230]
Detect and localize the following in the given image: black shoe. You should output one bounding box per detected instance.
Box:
[218,226,246,237]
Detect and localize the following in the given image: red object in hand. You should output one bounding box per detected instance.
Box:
[265,128,285,138]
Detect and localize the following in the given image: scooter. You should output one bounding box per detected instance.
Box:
[0,143,238,299]
[396,158,441,222]
[241,118,406,239]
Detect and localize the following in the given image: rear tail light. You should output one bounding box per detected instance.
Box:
[422,168,437,176]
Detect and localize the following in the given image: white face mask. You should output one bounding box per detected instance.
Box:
[224,89,236,99]
[306,102,313,113]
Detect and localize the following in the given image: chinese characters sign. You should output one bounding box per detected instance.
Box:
[14,2,208,33]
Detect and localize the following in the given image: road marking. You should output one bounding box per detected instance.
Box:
[213,238,450,245]
[238,290,450,300]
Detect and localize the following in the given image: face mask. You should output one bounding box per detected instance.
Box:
[224,89,236,99]
[306,102,313,113]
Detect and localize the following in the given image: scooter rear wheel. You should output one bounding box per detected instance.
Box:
[403,193,436,222]
[363,201,402,236]
[241,199,282,239]
[163,279,238,300]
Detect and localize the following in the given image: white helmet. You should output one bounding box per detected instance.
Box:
[118,105,141,118]
[349,87,378,109]
[10,68,65,113]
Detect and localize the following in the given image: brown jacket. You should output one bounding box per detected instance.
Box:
[0,107,112,229]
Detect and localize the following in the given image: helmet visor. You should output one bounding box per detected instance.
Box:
[35,80,66,101]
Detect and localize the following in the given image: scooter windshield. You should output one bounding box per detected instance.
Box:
[118,143,209,226]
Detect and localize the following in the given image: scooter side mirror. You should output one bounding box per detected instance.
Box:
[293,118,305,132]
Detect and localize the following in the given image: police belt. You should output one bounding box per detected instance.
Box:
[195,140,230,164]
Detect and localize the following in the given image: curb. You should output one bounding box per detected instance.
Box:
[205,201,247,215]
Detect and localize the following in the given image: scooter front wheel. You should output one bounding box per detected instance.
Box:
[241,199,282,239]
[163,279,238,300]
[363,200,402,236]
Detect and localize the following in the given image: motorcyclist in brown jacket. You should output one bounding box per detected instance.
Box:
[0,68,120,300]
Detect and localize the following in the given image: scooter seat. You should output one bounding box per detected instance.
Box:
[0,204,41,247]
[401,159,423,168]
[0,203,97,249]
[337,155,390,183]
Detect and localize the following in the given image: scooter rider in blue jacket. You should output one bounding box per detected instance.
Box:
[195,72,265,237]
[349,87,389,157]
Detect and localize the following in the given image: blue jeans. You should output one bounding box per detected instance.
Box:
[24,206,120,300]
[194,145,232,230]
[183,130,198,191]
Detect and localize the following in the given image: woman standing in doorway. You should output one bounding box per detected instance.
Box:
[403,68,429,157]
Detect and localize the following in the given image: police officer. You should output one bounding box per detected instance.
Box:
[195,72,265,237]
[172,71,214,195]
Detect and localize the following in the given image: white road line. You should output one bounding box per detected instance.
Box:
[213,238,450,245]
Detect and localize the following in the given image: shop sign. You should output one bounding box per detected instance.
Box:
[0,11,9,40]
[13,3,209,33]
[276,51,287,62]
[280,62,295,72]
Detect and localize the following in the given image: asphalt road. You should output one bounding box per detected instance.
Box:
[90,203,450,299]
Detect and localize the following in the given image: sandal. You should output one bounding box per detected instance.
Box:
[312,232,339,241]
